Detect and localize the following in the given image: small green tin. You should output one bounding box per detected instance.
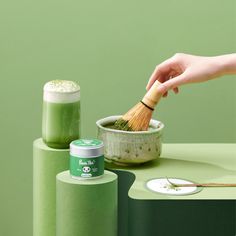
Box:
[70,139,104,179]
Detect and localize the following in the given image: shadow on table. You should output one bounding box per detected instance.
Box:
[107,158,236,236]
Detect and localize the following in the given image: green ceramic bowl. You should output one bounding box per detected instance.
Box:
[96,115,164,165]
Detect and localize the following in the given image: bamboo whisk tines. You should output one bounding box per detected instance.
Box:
[114,80,162,131]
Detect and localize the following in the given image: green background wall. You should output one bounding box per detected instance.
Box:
[0,0,235,235]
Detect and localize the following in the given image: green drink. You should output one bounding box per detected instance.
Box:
[42,80,80,149]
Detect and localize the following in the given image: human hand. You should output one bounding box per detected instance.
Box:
[146,53,227,96]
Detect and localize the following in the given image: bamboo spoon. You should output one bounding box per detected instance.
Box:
[166,177,236,187]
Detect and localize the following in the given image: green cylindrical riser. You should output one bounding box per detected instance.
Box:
[56,170,118,236]
[33,138,69,236]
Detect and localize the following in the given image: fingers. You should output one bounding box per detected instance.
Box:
[162,87,179,98]
[146,58,175,90]
[146,67,161,91]
[173,87,179,94]
[163,91,168,97]
[158,73,187,94]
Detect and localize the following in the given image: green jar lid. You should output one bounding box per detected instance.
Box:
[70,139,104,157]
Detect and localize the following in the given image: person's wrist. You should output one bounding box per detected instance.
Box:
[214,54,236,76]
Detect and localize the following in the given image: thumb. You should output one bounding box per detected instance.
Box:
[158,74,187,94]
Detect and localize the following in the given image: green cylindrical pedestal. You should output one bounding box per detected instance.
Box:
[33,138,69,236]
[56,170,118,236]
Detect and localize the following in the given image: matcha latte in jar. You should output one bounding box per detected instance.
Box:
[42,80,80,149]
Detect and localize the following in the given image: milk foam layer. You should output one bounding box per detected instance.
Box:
[44,80,80,103]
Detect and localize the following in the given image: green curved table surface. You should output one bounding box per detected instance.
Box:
[106,144,236,236]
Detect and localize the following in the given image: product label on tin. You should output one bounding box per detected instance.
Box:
[70,155,104,178]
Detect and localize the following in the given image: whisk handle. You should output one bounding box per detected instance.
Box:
[142,80,162,109]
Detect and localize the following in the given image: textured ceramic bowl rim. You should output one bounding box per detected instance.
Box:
[96,115,164,135]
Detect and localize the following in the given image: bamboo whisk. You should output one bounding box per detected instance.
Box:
[114,80,162,131]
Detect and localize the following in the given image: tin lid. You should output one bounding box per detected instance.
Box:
[70,139,104,157]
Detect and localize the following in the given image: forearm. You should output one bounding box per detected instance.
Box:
[146,53,236,95]
[214,53,236,76]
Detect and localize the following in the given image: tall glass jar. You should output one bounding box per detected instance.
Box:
[42,80,80,149]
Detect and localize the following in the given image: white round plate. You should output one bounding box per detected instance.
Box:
[146,177,203,196]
